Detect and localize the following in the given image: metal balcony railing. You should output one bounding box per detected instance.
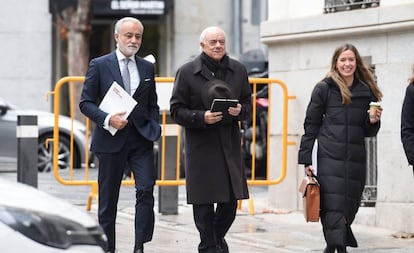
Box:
[324,0,380,13]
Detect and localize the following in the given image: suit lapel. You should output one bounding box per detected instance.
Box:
[133,56,150,96]
[105,52,124,88]
[193,55,214,82]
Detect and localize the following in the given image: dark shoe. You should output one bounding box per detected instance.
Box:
[323,245,335,253]
[134,244,144,253]
[217,238,229,253]
[199,245,218,253]
[336,246,347,253]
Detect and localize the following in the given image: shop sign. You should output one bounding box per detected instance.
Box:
[110,0,165,15]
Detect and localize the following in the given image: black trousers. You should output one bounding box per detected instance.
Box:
[97,126,155,252]
[193,198,237,252]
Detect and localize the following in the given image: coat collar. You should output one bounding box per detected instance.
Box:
[324,77,371,98]
[192,54,236,82]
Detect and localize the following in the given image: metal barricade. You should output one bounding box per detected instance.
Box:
[47,76,295,214]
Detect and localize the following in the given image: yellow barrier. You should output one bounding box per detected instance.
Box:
[47,76,295,213]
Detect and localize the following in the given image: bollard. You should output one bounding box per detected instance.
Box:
[158,113,179,215]
[17,115,38,187]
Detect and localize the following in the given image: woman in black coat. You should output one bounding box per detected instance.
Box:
[298,44,383,253]
[401,64,414,176]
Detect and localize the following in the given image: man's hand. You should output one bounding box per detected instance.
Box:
[204,103,242,124]
[109,112,128,130]
[204,110,223,124]
[228,103,242,117]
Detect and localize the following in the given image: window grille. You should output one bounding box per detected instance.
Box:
[362,137,377,206]
[324,0,380,13]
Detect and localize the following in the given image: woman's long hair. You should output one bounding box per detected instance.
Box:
[409,64,414,84]
[326,43,383,105]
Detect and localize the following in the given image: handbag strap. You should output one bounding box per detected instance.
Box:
[308,172,319,186]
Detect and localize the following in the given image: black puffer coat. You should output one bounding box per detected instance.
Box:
[298,77,380,247]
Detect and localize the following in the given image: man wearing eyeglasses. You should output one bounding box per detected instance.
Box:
[170,26,252,253]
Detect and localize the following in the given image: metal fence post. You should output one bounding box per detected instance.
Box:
[17,115,38,187]
[158,113,178,215]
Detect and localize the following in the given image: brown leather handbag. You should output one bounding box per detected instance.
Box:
[299,175,320,222]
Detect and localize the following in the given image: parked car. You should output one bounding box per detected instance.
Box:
[0,97,93,172]
[0,177,107,252]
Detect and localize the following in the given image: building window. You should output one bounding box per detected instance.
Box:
[324,0,380,14]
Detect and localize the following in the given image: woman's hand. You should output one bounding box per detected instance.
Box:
[368,107,383,124]
[305,165,314,176]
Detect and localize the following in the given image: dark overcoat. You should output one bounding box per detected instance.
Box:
[401,83,414,169]
[298,77,380,247]
[170,54,252,204]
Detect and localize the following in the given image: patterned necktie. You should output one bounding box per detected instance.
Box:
[122,58,131,94]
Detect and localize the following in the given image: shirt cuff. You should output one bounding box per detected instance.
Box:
[103,114,112,131]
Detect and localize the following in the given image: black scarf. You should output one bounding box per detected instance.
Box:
[200,52,229,81]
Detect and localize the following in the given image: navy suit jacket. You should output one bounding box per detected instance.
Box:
[80,51,161,153]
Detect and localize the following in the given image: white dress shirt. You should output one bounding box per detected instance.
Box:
[103,49,141,131]
[116,49,141,95]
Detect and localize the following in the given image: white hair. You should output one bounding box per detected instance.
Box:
[199,26,226,52]
[114,17,144,34]
[199,26,226,43]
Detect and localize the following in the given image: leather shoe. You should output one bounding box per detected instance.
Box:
[323,245,335,253]
[336,246,347,253]
[217,238,229,253]
[199,245,218,253]
[134,243,144,253]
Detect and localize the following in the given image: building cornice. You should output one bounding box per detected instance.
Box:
[261,3,414,44]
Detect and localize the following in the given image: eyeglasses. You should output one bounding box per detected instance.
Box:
[206,39,225,46]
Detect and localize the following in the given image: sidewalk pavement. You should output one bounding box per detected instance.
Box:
[112,187,414,253]
[1,164,413,252]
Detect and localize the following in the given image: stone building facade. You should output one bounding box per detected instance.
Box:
[262,0,414,233]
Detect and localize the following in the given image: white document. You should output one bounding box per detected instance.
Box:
[99,81,137,136]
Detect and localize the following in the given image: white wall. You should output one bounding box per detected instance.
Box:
[173,0,234,73]
[268,0,324,20]
[172,0,266,74]
[241,0,267,54]
[268,0,414,20]
[382,0,414,6]
[0,0,51,111]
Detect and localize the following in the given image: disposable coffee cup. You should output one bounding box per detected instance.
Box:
[369,101,381,118]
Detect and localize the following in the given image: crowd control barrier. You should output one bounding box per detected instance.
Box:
[46,76,296,214]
